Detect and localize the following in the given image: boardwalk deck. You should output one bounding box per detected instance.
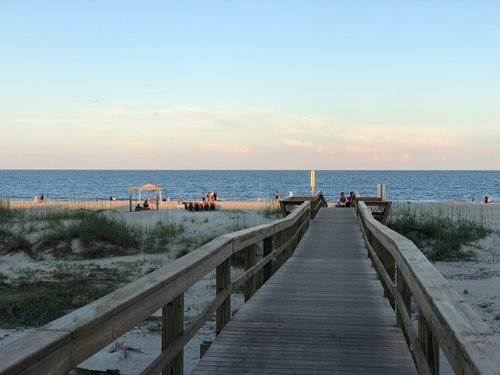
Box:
[192,208,418,374]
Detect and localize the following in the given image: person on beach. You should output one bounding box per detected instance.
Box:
[201,193,205,201]
[275,191,280,200]
[336,192,347,207]
[346,192,354,207]
[143,199,149,209]
[215,192,219,201]
[40,194,44,202]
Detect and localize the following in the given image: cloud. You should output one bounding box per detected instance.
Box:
[283,139,315,148]
[342,125,456,149]
[201,143,253,155]
[282,139,338,155]
[7,104,497,169]
[103,107,275,131]
[277,115,337,136]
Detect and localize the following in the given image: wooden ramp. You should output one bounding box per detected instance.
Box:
[192,208,418,374]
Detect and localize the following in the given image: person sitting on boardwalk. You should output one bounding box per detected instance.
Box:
[336,192,347,207]
[345,192,354,207]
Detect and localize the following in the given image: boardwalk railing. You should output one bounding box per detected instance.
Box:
[354,192,500,375]
[279,191,328,218]
[0,195,322,375]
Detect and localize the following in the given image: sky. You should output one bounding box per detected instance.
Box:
[0,1,499,170]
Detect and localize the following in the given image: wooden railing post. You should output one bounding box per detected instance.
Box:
[285,226,294,260]
[419,311,440,375]
[275,230,284,269]
[263,236,273,282]
[396,267,412,328]
[369,235,383,283]
[244,244,257,301]
[216,258,231,335]
[162,293,184,375]
[380,245,395,308]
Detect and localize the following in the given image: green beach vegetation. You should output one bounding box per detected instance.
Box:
[260,202,282,219]
[387,203,493,261]
[0,199,269,328]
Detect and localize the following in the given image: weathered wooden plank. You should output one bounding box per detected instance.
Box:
[161,294,184,375]
[0,330,71,375]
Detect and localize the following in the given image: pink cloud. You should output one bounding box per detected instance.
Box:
[282,139,338,154]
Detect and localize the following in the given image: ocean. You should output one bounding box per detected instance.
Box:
[0,170,498,203]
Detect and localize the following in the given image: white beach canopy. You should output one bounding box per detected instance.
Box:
[128,183,161,212]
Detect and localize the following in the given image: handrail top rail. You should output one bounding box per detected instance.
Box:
[356,198,500,374]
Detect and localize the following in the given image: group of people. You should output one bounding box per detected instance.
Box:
[201,192,218,201]
[336,192,354,207]
[472,196,493,204]
[135,197,154,211]
[33,194,45,204]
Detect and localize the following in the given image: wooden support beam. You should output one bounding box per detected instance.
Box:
[263,236,273,282]
[244,244,257,302]
[162,294,184,375]
[275,230,284,269]
[216,259,231,335]
[419,312,440,375]
[396,267,412,328]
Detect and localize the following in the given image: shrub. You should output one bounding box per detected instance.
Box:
[388,206,492,261]
[38,212,139,259]
[0,228,33,257]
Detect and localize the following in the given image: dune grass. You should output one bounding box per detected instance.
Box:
[260,202,282,219]
[144,221,185,254]
[387,205,492,260]
[0,264,139,328]
[36,212,139,259]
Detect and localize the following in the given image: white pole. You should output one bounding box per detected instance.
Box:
[377,183,386,200]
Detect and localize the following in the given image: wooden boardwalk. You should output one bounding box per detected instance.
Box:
[192,208,418,374]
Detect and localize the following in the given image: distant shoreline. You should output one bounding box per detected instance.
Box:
[6,199,283,211]
[6,199,499,212]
